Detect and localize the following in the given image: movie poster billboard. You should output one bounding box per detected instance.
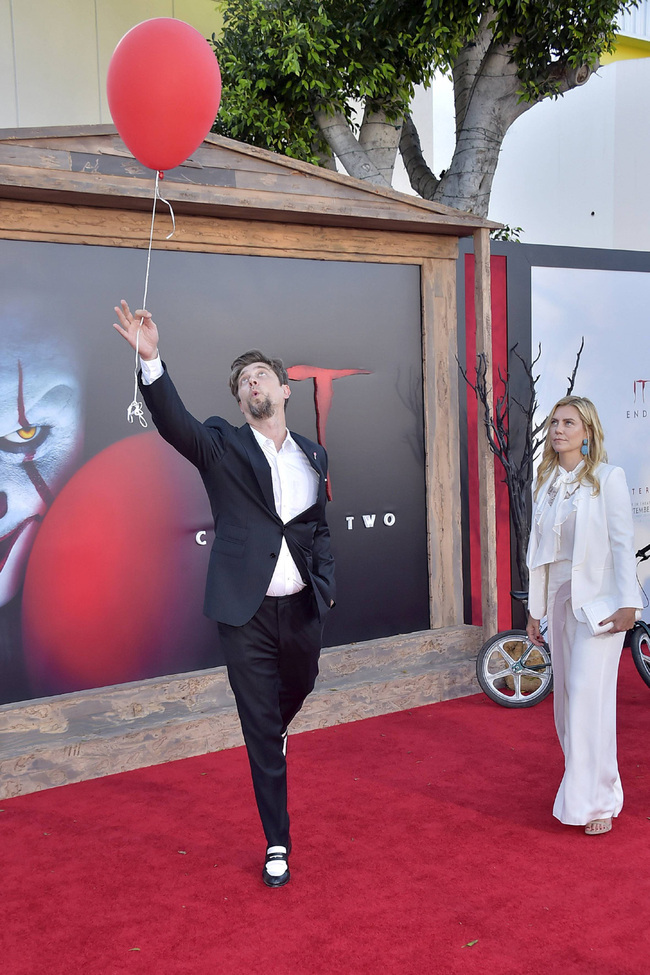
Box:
[531,265,650,617]
[0,239,429,705]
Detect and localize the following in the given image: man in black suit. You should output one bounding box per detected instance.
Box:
[113,300,335,887]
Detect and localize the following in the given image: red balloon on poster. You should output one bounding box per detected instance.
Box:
[22,433,216,696]
[106,18,222,172]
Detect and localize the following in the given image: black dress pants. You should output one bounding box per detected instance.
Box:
[218,587,323,847]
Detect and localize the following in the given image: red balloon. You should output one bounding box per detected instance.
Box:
[107,18,222,172]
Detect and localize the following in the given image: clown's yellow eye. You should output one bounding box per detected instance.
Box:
[0,425,50,453]
[4,425,40,443]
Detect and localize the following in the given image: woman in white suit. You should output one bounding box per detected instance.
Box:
[526,396,641,835]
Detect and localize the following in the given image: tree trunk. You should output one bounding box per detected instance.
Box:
[436,44,531,217]
[399,115,439,200]
[357,105,402,185]
[398,4,596,217]
[452,11,495,137]
[313,148,338,171]
[311,105,390,185]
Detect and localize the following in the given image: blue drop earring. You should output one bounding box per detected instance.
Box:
[581,438,589,456]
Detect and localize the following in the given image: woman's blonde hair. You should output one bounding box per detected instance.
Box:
[534,395,607,499]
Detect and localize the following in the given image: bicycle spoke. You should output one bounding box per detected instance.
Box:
[485,671,510,692]
[520,665,551,682]
[484,648,515,675]
[492,646,518,669]
[510,673,527,700]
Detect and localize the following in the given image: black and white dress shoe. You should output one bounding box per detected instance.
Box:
[262,845,290,888]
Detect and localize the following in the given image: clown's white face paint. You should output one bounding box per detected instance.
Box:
[0,341,83,606]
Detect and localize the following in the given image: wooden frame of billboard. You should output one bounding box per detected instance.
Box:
[0,127,498,797]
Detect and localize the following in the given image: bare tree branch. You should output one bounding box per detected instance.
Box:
[459,340,585,595]
[566,336,585,393]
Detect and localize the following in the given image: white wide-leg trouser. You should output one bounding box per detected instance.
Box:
[547,560,624,825]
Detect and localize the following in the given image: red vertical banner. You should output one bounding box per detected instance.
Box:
[464,254,511,629]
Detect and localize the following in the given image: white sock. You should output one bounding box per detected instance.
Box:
[265,846,288,877]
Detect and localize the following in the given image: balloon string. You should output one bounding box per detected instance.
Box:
[127,172,176,427]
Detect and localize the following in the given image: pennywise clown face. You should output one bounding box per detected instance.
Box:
[0,336,83,606]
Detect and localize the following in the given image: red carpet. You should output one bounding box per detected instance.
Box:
[2,652,650,975]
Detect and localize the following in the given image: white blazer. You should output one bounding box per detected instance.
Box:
[527,463,642,621]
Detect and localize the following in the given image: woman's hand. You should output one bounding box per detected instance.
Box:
[526,614,545,647]
[600,607,637,634]
[112,299,160,361]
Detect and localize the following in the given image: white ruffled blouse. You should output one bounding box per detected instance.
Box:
[529,463,584,569]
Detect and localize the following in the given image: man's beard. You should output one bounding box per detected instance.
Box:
[248,395,275,420]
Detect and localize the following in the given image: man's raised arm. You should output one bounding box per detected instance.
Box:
[111,299,221,469]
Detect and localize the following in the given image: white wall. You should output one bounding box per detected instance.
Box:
[489,58,650,250]
[490,67,617,246]
[0,0,223,129]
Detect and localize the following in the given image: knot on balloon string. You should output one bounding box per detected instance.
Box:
[126,171,175,426]
[127,323,148,428]
[127,399,148,427]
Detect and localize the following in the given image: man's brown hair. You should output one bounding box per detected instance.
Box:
[228,350,289,400]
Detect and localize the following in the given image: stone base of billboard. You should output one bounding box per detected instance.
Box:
[0,625,483,800]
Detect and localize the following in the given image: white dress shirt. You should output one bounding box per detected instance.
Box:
[139,353,165,386]
[140,353,319,596]
[250,427,319,595]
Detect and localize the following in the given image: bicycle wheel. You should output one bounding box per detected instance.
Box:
[630,626,650,689]
[476,629,553,708]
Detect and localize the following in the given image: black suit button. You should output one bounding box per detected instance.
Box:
[270,552,276,558]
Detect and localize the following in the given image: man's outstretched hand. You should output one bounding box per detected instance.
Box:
[113,299,159,361]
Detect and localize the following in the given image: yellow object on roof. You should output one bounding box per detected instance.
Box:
[600,33,650,64]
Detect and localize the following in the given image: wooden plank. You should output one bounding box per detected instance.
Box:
[421,257,464,627]
[201,133,499,225]
[0,624,482,799]
[5,134,140,159]
[0,142,435,203]
[0,142,70,172]
[69,151,237,186]
[0,144,71,170]
[0,200,459,261]
[0,161,495,236]
[191,142,330,178]
[231,167,394,202]
[0,230,438,264]
[0,124,117,141]
[0,137,321,182]
[473,227,499,639]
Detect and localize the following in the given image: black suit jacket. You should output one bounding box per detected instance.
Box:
[140,366,336,627]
